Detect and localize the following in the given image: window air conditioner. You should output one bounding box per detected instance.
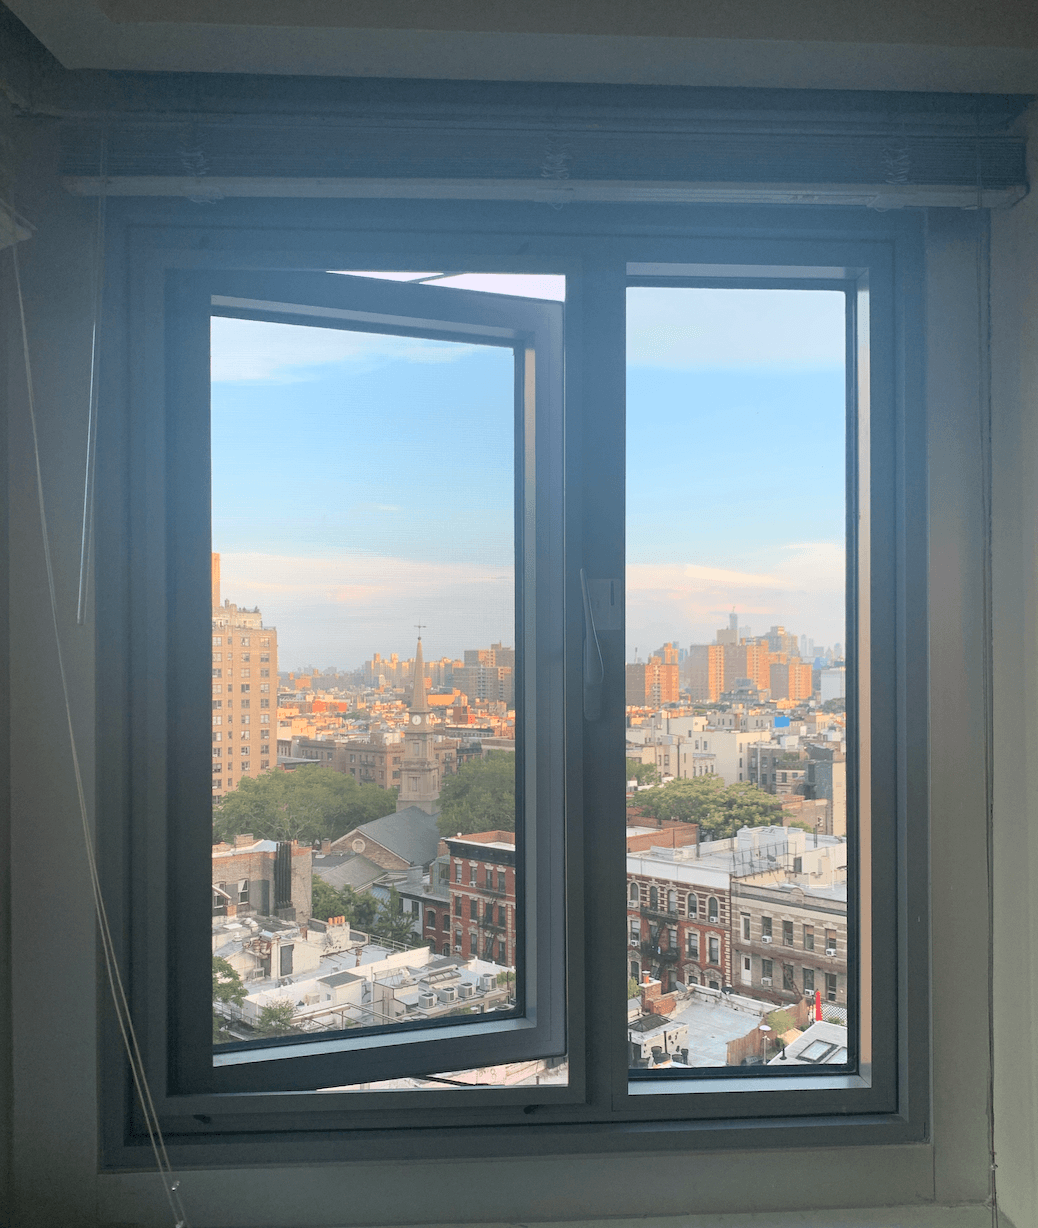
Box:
[825,947,838,956]
[761,977,772,986]
[761,935,772,943]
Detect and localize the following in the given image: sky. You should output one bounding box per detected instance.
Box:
[211,275,846,671]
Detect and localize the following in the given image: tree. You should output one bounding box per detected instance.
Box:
[626,758,660,786]
[213,765,397,845]
[436,752,516,837]
[629,776,784,840]
[368,887,423,948]
[256,999,298,1036]
[212,956,247,1042]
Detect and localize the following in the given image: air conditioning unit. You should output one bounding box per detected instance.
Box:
[418,991,436,1008]
[458,982,474,999]
[761,935,772,944]
[825,947,838,956]
[478,973,497,993]
[761,977,773,986]
[437,985,457,1003]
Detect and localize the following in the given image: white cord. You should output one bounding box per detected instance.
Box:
[10,234,190,1228]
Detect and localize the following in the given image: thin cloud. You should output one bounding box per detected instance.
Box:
[626,542,845,650]
[211,316,481,384]
[627,287,845,370]
[217,552,514,667]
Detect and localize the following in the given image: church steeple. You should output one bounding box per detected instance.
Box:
[397,632,440,814]
[410,634,430,713]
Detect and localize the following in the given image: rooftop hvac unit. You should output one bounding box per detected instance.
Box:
[418,991,436,1009]
[437,985,457,1003]
[761,935,772,943]
[825,947,838,956]
[458,982,474,999]
[478,973,497,993]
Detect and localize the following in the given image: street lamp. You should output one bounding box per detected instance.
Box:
[758,1022,772,1063]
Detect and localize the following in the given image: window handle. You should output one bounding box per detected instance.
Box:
[580,568,605,721]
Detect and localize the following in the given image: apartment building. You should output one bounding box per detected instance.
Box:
[211,553,278,801]
[731,879,848,1007]
[445,831,518,966]
[627,846,732,991]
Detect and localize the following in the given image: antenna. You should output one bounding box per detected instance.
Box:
[414,622,426,640]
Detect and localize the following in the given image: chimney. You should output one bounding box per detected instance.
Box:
[234,833,254,848]
[321,839,331,853]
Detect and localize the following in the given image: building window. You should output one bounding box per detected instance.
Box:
[825,929,838,955]
[782,920,794,946]
[803,967,815,994]
[687,894,698,919]
[708,937,720,965]
[630,920,640,945]
[686,932,699,960]
[761,958,774,982]
[761,916,773,939]
[707,897,719,923]
[782,964,795,992]
[470,898,478,919]
[826,973,838,1003]
[629,882,639,904]
[454,862,461,883]
[804,925,815,951]
[741,914,750,941]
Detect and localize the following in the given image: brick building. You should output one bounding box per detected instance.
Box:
[625,650,680,707]
[626,844,731,992]
[211,835,312,923]
[445,830,517,966]
[211,553,278,801]
[730,879,848,1007]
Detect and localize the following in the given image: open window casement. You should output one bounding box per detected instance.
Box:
[160,272,566,1094]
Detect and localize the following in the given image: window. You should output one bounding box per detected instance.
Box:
[741,914,751,941]
[826,973,839,1003]
[803,968,816,994]
[629,882,639,905]
[98,211,926,1174]
[804,925,815,951]
[825,929,838,955]
[454,862,461,883]
[761,959,774,981]
[630,920,640,945]
[783,965,795,992]
[782,921,794,946]
[761,916,773,939]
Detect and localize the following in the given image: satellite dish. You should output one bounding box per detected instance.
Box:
[675,981,687,993]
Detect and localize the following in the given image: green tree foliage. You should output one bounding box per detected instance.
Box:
[626,758,661,786]
[213,765,397,845]
[629,776,784,840]
[212,956,247,1042]
[256,999,298,1036]
[436,752,516,837]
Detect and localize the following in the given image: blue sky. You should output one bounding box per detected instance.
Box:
[211,279,845,670]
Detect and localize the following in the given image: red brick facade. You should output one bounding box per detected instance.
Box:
[444,831,517,966]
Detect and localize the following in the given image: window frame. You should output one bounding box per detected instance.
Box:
[95,199,929,1169]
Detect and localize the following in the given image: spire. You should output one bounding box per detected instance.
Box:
[410,635,430,713]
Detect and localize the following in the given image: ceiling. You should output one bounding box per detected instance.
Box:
[6,0,1038,92]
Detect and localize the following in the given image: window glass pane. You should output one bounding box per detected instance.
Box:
[208,273,550,1067]
[625,285,850,1072]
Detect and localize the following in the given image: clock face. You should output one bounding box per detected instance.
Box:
[411,715,422,725]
